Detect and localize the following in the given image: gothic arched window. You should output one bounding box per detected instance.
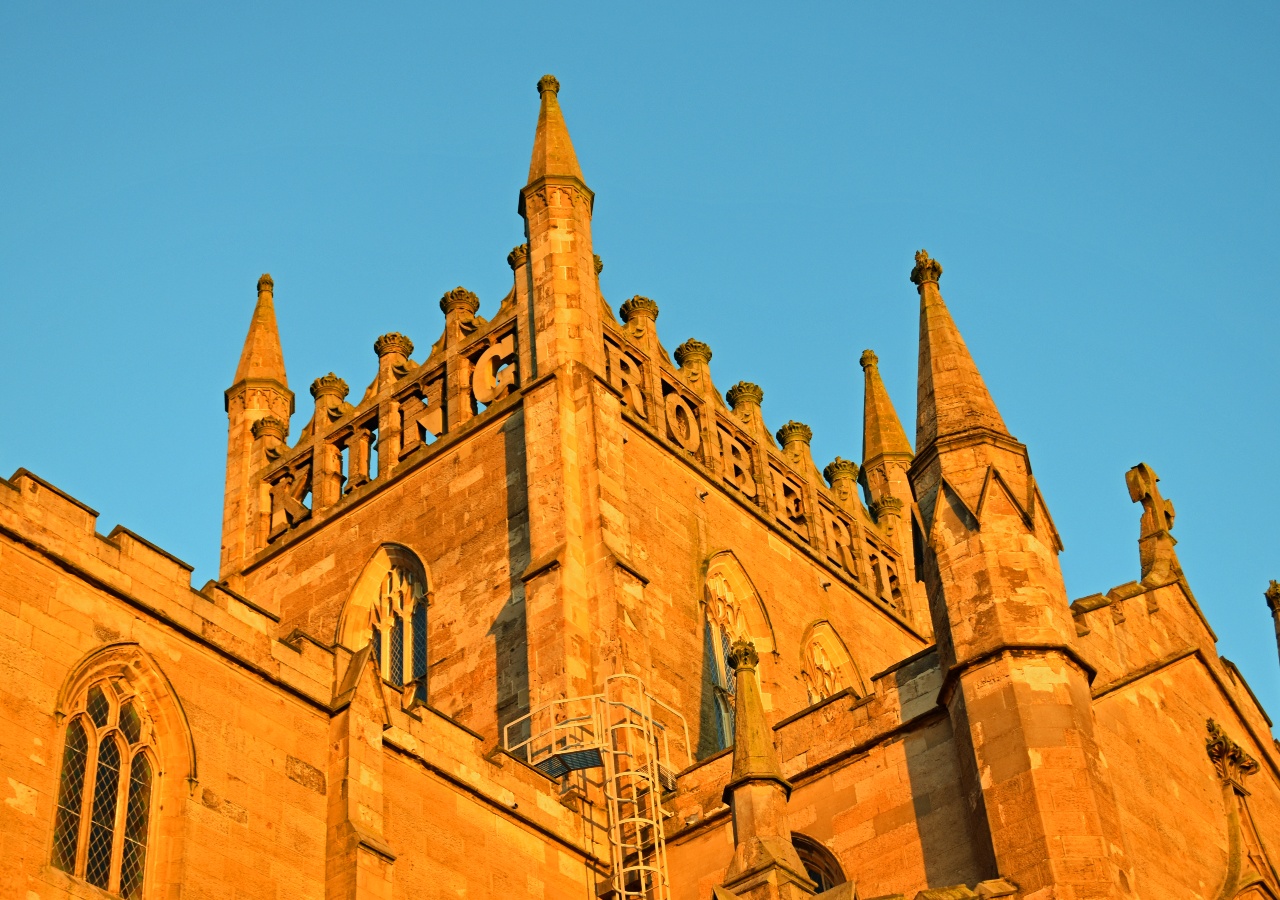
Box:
[52,680,156,898]
[369,563,428,699]
[799,621,865,707]
[792,833,846,892]
[700,554,775,756]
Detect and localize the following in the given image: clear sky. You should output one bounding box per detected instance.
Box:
[3,4,1277,715]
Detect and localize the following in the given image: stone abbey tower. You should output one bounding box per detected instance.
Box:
[2,75,1278,900]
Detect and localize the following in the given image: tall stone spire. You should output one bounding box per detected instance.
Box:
[860,349,913,465]
[719,640,814,900]
[906,250,1129,899]
[526,74,584,186]
[912,250,1008,451]
[221,274,293,583]
[859,349,925,631]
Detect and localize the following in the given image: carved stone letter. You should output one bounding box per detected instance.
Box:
[664,392,701,453]
[472,334,518,406]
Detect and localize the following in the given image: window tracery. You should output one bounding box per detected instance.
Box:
[53,679,156,899]
[801,638,843,704]
[369,565,428,697]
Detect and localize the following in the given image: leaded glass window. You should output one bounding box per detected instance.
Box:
[369,565,427,694]
[51,680,156,898]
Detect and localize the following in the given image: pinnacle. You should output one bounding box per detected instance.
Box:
[862,348,913,463]
[233,272,288,388]
[526,73,584,186]
[913,251,1009,449]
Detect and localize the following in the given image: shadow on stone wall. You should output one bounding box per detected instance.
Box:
[494,410,531,741]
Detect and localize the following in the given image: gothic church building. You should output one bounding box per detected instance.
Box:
[3,75,1278,900]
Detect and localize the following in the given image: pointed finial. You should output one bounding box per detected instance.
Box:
[593,253,603,275]
[257,273,274,295]
[860,349,878,369]
[537,74,560,96]
[910,249,943,287]
[1267,580,1280,613]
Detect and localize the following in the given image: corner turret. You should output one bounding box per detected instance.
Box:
[221,274,293,582]
[907,250,1129,898]
[519,75,604,376]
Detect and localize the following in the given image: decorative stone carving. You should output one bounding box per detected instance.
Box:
[872,496,904,517]
[1126,462,1183,586]
[727,638,759,672]
[726,382,763,410]
[823,457,858,487]
[664,392,701,453]
[824,507,858,574]
[374,332,414,359]
[859,349,878,369]
[619,296,659,323]
[606,344,646,417]
[251,416,288,442]
[594,254,603,275]
[472,334,518,406]
[440,287,481,316]
[257,273,274,294]
[537,74,560,95]
[1206,719,1259,787]
[674,339,712,368]
[310,373,350,401]
[720,429,757,498]
[910,249,943,286]
[399,380,444,456]
[802,638,842,704]
[773,475,806,533]
[1266,580,1280,613]
[507,244,528,270]
[776,421,812,447]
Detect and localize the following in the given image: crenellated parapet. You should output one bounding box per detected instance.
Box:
[241,269,524,561]
[599,292,914,619]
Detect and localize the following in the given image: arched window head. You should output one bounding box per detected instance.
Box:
[700,552,775,755]
[53,678,157,898]
[792,833,846,892]
[338,545,430,697]
[799,622,865,706]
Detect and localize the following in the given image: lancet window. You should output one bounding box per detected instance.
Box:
[52,680,156,899]
[369,564,428,699]
[704,571,744,751]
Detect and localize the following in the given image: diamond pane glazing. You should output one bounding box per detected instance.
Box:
[85,737,121,889]
[119,702,142,744]
[87,685,110,728]
[412,602,427,680]
[119,754,152,899]
[389,614,405,687]
[51,719,88,873]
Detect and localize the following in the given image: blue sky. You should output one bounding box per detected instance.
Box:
[3,4,1277,715]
